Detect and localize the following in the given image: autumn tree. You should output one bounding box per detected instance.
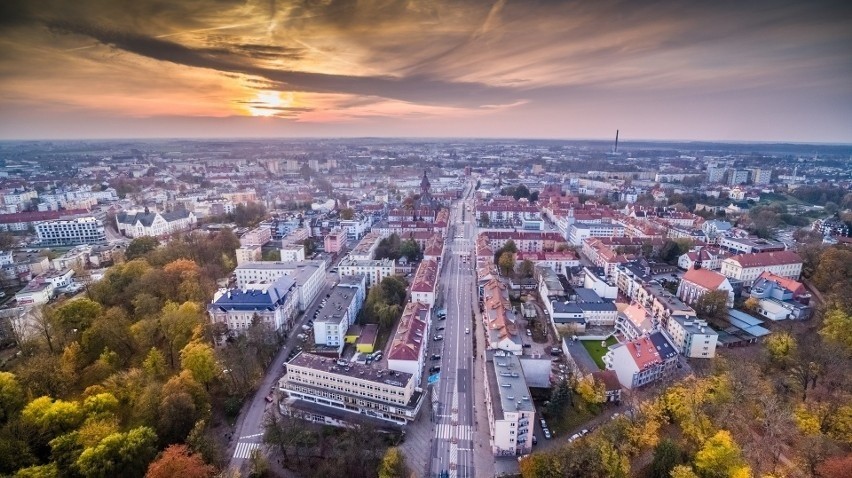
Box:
[339,208,355,220]
[693,290,729,323]
[180,341,218,390]
[377,447,408,478]
[145,444,215,478]
[498,251,515,276]
[518,259,535,278]
[125,237,161,261]
[75,426,158,478]
[693,430,751,478]
[819,307,852,352]
[764,331,797,366]
[575,375,606,410]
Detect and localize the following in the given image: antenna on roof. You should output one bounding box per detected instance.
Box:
[614,130,619,153]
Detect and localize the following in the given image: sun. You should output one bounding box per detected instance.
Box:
[247,91,294,117]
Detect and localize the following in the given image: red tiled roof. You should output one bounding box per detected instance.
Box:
[682,268,727,290]
[387,302,429,361]
[729,250,802,268]
[411,259,438,292]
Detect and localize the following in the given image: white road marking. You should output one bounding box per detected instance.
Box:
[232,441,261,459]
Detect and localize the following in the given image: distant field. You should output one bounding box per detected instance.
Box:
[581,336,618,369]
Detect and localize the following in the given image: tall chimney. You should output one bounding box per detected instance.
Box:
[614,130,619,153]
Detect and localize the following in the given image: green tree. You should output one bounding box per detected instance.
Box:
[765,331,798,366]
[21,397,85,444]
[14,464,59,478]
[261,249,280,261]
[53,299,103,338]
[159,302,204,369]
[547,379,572,415]
[125,237,161,261]
[142,348,168,380]
[498,251,515,276]
[669,465,700,478]
[377,447,408,478]
[479,212,490,226]
[180,342,218,390]
[518,259,535,278]
[650,439,682,478]
[399,239,421,262]
[75,426,158,478]
[693,290,729,323]
[0,372,24,424]
[83,393,120,420]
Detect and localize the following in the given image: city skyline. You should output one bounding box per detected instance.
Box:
[1,0,851,142]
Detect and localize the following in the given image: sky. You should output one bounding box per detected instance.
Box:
[0,0,851,143]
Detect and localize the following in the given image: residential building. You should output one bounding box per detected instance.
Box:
[387,301,431,384]
[410,259,438,306]
[324,228,344,254]
[234,261,326,311]
[591,370,622,403]
[35,217,105,246]
[728,169,749,186]
[749,272,812,321]
[720,251,802,282]
[338,258,395,289]
[0,209,89,232]
[482,279,523,355]
[678,247,731,271]
[615,302,657,341]
[15,280,54,306]
[280,244,306,261]
[313,275,366,352]
[677,268,734,308]
[567,221,625,245]
[664,316,718,358]
[115,209,197,238]
[706,166,727,184]
[701,220,732,239]
[349,231,383,261]
[718,236,785,254]
[514,251,579,275]
[279,352,423,425]
[750,168,772,185]
[549,288,617,332]
[603,332,678,389]
[484,351,535,456]
[239,226,272,246]
[208,277,299,340]
[235,245,262,265]
[582,267,618,299]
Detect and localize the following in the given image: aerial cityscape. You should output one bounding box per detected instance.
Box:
[0,2,851,478]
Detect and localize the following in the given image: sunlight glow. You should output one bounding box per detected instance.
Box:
[247,91,294,117]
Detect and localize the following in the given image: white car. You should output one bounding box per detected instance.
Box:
[465,328,470,334]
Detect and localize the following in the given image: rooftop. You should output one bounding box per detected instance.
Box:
[682,268,728,290]
[486,351,535,420]
[727,250,802,268]
[289,351,413,389]
[314,280,363,325]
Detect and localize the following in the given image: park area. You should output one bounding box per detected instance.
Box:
[581,336,618,369]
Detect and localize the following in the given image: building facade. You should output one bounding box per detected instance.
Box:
[35,217,105,246]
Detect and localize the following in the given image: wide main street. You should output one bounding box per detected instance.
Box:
[430,184,478,478]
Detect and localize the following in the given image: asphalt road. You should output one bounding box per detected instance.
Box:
[430,184,478,478]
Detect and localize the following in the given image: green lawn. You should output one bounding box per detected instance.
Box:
[581,336,617,370]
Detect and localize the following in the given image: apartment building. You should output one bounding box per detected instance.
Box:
[567,221,625,246]
[313,275,366,352]
[387,301,431,385]
[677,268,734,308]
[514,250,579,275]
[484,352,535,456]
[324,228,345,254]
[235,245,262,265]
[482,279,523,355]
[550,287,617,332]
[280,244,306,261]
[718,236,785,254]
[280,352,422,425]
[634,281,697,325]
[410,259,438,306]
[604,332,678,389]
[665,316,718,358]
[208,276,299,340]
[720,251,803,282]
[338,258,395,289]
[234,261,326,311]
[239,226,272,246]
[115,209,197,238]
[35,216,105,246]
[349,231,384,261]
[615,302,657,340]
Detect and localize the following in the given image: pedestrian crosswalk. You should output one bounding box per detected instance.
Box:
[233,441,262,459]
[435,423,473,441]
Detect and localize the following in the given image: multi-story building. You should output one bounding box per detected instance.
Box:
[115,209,197,238]
[567,221,625,245]
[484,352,535,456]
[234,261,326,311]
[235,245,262,265]
[749,272,812,321]
[550,288,618,332]
[720,251,802,283]
[603,332,678,389]
[701,220,732,239]
[239,226,272,246]
[15,280,55,306]
[678,247,731,271]
[677,268,734,308]
[718,236,785,254]
[280,244,306,262]
[728,169,750,186]
[208,277,299,340]
[387,301,431,385]
[349,231,383,261]
[750,168,772,185]
[664,316,718,358]
[324,228,344,254]
[634,281,697,325]
[35,217,105,246]
[410,259,438,306]
[279,352,423,425]
[706,166,727,184]
[615,302,656,340]
[482,279,523,355]
[514,251,579,275]
[338,258,395,289]
[313,275,366,352]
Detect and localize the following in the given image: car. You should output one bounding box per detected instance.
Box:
[372,352,383,361]
[569,433,581,442]
[550,347,563,356]
[433,335,443,341]
[522,344,532,348]
[437,326,445,331]
[543,429,551,439]
[540,418,547,428]
[431,354,441,360]
[429,366,441,374]
[581,428,589,436]
[671,273,678,277]
[465,328,470,334]
[532,435,537,445]
[526,329,532,336]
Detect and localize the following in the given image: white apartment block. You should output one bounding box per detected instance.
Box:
[280,352,422,425]
[338,258,395,289]
[280,244,306,261]
[484,352,535,456]
[235,245,262,265]
[664,316,718,359]
[567,221,625,246]
[35,217,106,246]
[313,275,366,351]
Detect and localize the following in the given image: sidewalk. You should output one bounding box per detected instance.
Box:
[471,290,497,478]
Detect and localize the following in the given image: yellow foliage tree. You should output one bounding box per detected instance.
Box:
[694,430,750,478]
[819,308,852,352]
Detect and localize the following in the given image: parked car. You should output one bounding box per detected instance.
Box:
[433,335,443,341]
[429,366,441,374]
[569,433,581,442]
[372,352,383,361]
[437,326,445,331]
[431,354,441,360]
[465,328,470,334]
[532,435,537,445]
[543,429,551,439]
[580,429,589,436]
[522,344,532,348]
[526,329,532,336]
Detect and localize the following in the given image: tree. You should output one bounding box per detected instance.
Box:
[547,379,572,415]
[145,444,215,478]
[519,260,535,279]
[0,372,24,424]
[669,465,700,478]
[693,290,729,323]
[339,208,355,220]
[142,348,168,380]
[75,426,158,478]
[399,239,421,262]
[498,251,515,276]
[53,299,103,338]
[650,439,682,478]
[575,375,606,409]
[742,296,759,314]
[21,396,85,444]
[819,308,852,352]
[479,212,490,226]
[377,447,408,478]
[262,249,280,261]
[13,464,59,478]
[513,185,531,200]
[764,332,797,366]
[126,237,161,261]
[180,341,218,390]
[519,452,564,478]
[158,301,204,369]
[693,430,750,478]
